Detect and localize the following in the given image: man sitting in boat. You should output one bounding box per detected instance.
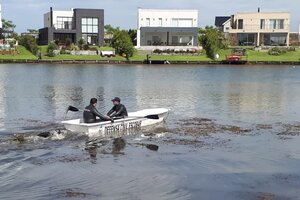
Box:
[107,97,128,118]
[83,98,113,123]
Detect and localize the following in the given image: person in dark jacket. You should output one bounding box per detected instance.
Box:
[83,98,113,123]
[107,97,128,118]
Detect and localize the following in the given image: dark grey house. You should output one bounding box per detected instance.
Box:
[38,7,104,46]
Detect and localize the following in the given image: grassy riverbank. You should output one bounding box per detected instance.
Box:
[0,46,38,60]
[1,45,300,63]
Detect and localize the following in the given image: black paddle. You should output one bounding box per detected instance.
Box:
[67,105,80,112]
[66,105,159,120]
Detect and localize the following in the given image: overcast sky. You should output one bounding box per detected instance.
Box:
[1,0,300,33]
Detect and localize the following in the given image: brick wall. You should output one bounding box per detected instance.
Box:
[228,33,238,46]
[289,33,299,46]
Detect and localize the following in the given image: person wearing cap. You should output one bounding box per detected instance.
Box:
[107,97,128,118]
[83,98,113,123]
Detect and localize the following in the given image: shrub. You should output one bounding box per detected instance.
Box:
[78,39,85,50]
[70,43,78,51]
[47,41,58,57]
[268,47,287,56]
[18,35,38,55]
[199,26,228,59]
[153,49,162,54]
[111,30,135,60]
[83,44,89,50]
[60,48,71,54]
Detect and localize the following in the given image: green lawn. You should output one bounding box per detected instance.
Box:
[0,46,37,60]
[131,53,211,61]
[1,45,300,62]
[40,45,120,60]
[42,54,126,61]
[246,49,300,61]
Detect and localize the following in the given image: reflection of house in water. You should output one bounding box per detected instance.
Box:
[220,70,287,121]
[133,67,201,115]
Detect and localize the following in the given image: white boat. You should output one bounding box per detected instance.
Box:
[62,108,169,137]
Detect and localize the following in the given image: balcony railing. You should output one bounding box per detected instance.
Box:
[230,23,289,32]
[53,23,73,30]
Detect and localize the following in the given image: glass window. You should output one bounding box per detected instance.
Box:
[238,33,255,46]
[82,26,87,33]
[238,19,243,29]
[56,17,73,30]
[92,26,98,33]
[171,19,178,27]
[260,19,265,29]
[269,19,284,29]
[279,20,284,29]
[93,18,98,25]
[146,18,150,26]
[178,19,193,27]
[158,18,162,26]
[87,25,93,33]
[81,17,99,33]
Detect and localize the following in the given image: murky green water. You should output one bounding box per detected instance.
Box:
[1,64,300,199]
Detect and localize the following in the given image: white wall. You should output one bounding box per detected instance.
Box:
[223,19,231,33]
[138,9,198,29]
[43,10,73,28]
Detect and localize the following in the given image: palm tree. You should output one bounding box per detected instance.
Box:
[2,19,16,31]
[1,19,16,39]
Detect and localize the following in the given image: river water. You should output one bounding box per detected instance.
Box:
[0,64,300,200]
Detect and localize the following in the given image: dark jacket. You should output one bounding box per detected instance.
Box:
[107,104,128,118]
[83,104,111,123]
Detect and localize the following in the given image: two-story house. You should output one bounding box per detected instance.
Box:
[38,7,104,46]
[215,11,290,46]
[137,9,199,49]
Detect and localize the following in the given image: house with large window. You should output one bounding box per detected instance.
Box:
[215,11,290,46]
[137,9,199,49]
[38,7,104,46]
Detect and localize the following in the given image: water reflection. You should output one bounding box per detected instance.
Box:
[0,64,300,132]
[1,64,300,199]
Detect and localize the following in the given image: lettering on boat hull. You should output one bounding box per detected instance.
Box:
[104,120,142,133]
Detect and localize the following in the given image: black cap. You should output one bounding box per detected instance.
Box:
[111,97,121,102]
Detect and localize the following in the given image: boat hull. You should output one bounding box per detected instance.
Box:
[62,108,169,137]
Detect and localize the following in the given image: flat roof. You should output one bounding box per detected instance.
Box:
[138,8,198,12]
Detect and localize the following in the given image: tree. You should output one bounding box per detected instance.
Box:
[1,19,16,39]
[199,26,228,60]
[27,29,38,33]
[128,29,137,46]
[104,24,120,35]
[2,19,16,31]
[47,41,58,57]
[111,30,135,60]
[78,38,85,50]
[19,35,38,55]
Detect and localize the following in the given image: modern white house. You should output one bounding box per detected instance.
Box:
[137,9,199,49]
[215,10,291,46]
